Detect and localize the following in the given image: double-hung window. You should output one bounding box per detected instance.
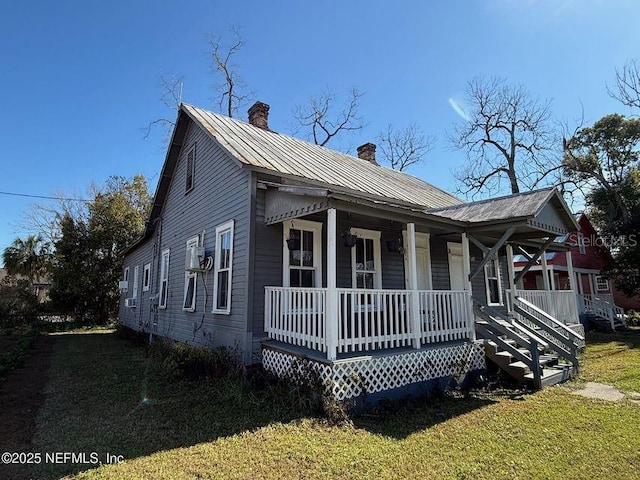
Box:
[183,236,199,311]
[123,267,130,293]
[212,220,234,314]
[596,275,610,292]
[132,265,139,301]
[159,249,170,309]
[143,263,151,292]
[283,220,322,288]
[351,228,382,312]
[484,257,502,305]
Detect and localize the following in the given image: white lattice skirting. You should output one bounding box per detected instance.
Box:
[262,342,486,401]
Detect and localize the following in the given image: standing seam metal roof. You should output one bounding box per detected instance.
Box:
[182,104,462,209]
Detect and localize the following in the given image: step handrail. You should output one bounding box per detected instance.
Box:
[515,296,585,342]
[475,300,550,349]
[473,298,543,388]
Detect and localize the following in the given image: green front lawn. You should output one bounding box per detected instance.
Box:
[580,328,640,392]
[24,328,640,479]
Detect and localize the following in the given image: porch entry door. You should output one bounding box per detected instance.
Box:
[447,242,466,290]
[403,232,433,290]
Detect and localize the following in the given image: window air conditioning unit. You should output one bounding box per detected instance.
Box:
[186,245,206,272]
[119,280,128,290]
[125,298,137,308]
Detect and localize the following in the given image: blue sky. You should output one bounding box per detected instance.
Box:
[1,0,639,255]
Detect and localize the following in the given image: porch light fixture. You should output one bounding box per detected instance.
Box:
[286,221,301,251]
[386,238,403,254]
[341,231,358,248]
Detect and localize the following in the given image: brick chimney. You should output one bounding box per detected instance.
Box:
[248,101,270,130]
[357,143,377,165]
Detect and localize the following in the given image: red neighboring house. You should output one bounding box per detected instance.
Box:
[514,213,640,311]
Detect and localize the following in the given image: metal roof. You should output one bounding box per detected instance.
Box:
[426,189,565,224]
[182,104,462,209]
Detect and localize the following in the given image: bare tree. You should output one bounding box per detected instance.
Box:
[450,77,557,197]
[376,123,434,171]
[294,88,364,147]
[209,27,253,118]
[608,59,640,111]
[142,74,183,141]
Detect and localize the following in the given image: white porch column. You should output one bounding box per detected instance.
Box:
[407,223,421,349]
[566,250,576,291]
[461,232,476,341]
[326,208,338,360]
[506,243,517,312]
[541,250,551,290]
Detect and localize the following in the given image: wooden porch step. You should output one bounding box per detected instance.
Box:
[524,364,574,388]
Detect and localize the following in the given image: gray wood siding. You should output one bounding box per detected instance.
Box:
[119,239,154,332]
[248,185,284,360]
[124,120,252,357]
[429,237,488,303]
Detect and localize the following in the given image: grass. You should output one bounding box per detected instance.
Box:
[580,327,640,392]
[22,329,640,479]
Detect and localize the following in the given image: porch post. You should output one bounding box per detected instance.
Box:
[461,232,476,341]
[577,272,583,294]
[506,243,517,313]
[326,208,338,360]
[566,250,576,291]
[407,223,421,349]
[541,250,551,290]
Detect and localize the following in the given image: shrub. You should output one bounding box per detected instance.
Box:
[158,342,242,381]
[625,309,640,326]
[0,278,40,328]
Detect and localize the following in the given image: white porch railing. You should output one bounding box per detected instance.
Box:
[264,287,327,352]
[577,293,626,329]
[337,289,413,353]
[418,290,474,344]
[264,287,475,357]
[505,289,580,326]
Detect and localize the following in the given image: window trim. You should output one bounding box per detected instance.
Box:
[183,236,199,312]
[282,219,323,288]
[484,256,503,306]
[142,263,151,292]
[595,275,610,292]
[159,248,170,309]
[350,228,382,289]
[123,267,130,293]
[212,220,234,314]
[578,232,586,255]
[185,143,196,194]
[132,265,139,301]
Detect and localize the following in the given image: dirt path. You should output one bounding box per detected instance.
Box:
[0,334,54,480]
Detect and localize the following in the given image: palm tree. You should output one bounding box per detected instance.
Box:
[2,235,50,283]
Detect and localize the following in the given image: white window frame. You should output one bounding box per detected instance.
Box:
[142,263,151,292]
[185,144,196,193]
[212,220,234,314]
[159,248,170,309]
[578,232,586,255]
[183,236,199,312]
[351,228,382,289]
[484,257,503,306]
[282,219,323,288]
[132,265,139,301]
[123,267,130,293]
[596,275,610,292]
